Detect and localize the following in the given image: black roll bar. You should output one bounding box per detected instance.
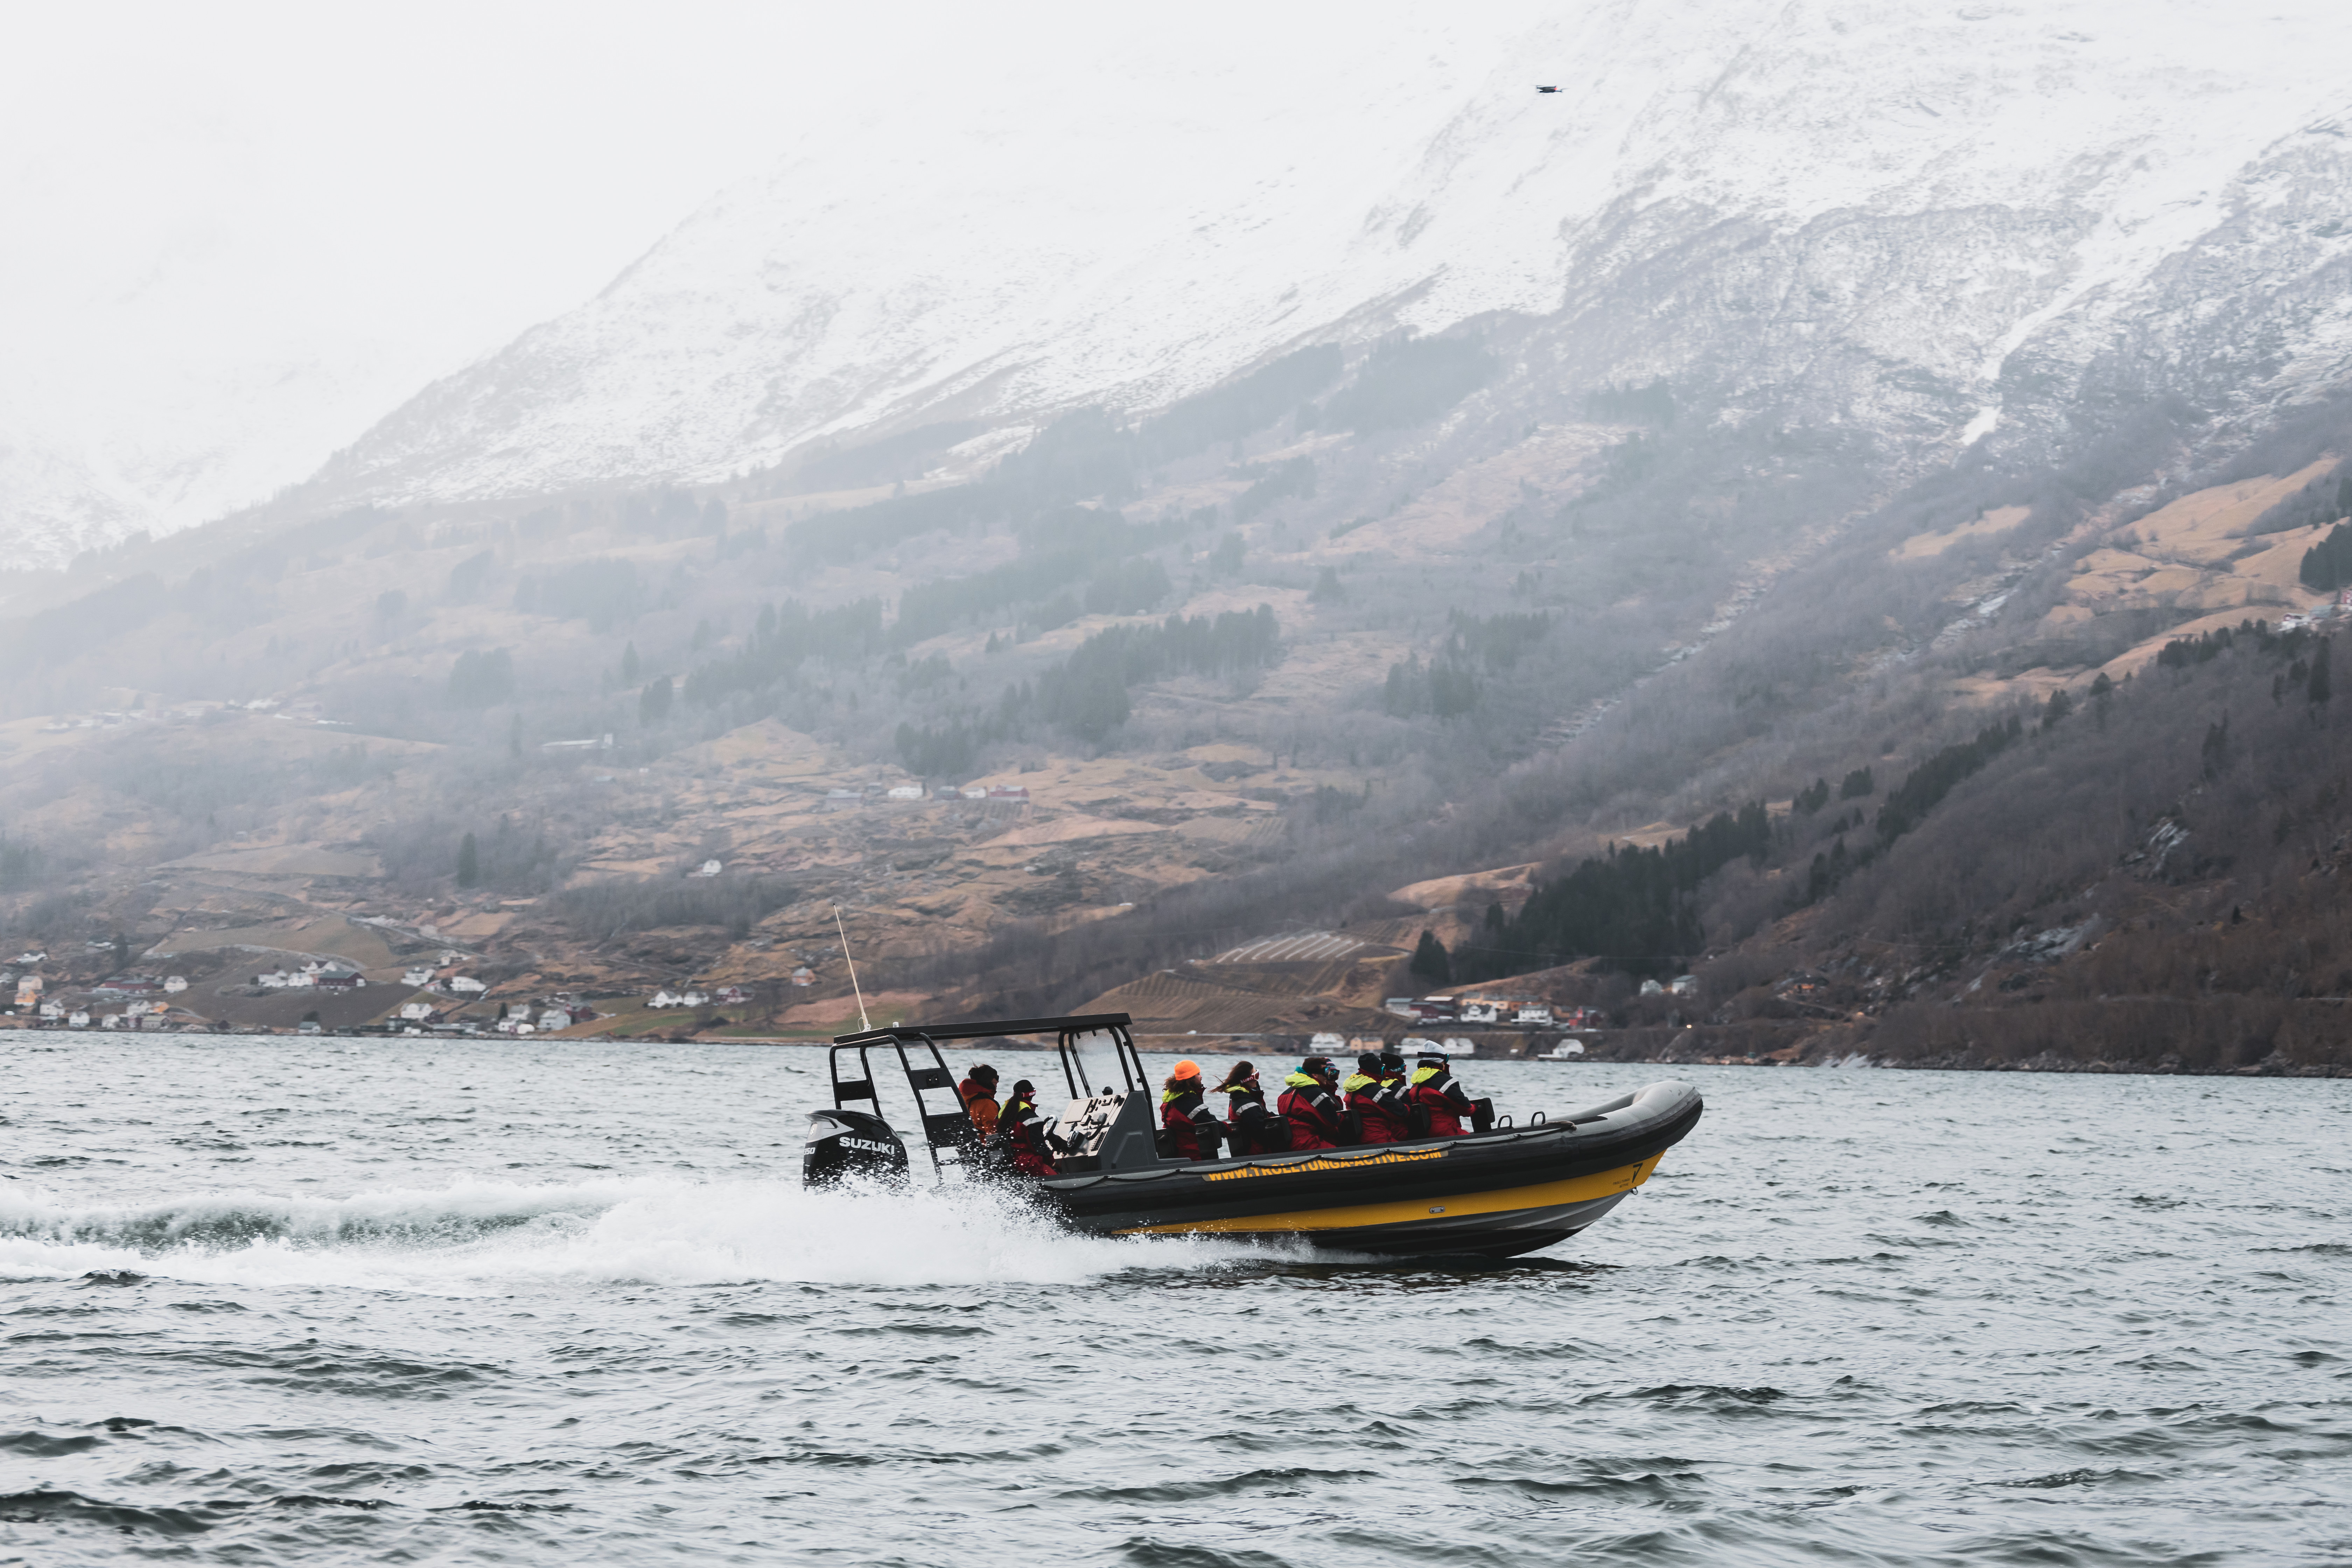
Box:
[826,1029,975,1175]
[827,1014,1150,1175]
[832,1012,1134,1047]
[1051,1018,1147,1102]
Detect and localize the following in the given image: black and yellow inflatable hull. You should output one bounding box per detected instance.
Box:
[1038,1080,1702,1258]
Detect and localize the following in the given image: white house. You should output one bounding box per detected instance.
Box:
[163,975,187,994]
[1668,974,1699,997]
[680,989,710,1008]
[961,786,988,800]
[447,976,486,995]
[39,1000,63,1019]
[790,966,814,987]
[398,1001,435,1022]
[67,1009,90,1027]
[538,1007,573,1030]
[886,783,924,801]
[648,988,681,1008]
[402,966,435,987]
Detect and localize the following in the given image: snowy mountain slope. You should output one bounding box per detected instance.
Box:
[310,0,2352,509]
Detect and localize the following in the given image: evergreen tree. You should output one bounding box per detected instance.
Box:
[111,932,129,973]
[457,832,480,889]
[1838,767,1874,798]
[621,642,642,684]
[1409,929,1453,986]
[2300,523,2352,591]
[2311,638,2332,709]
[639,676,674,727]
[446,648,516,707]
[2201,714,2232,777]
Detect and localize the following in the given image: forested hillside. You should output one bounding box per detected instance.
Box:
[2,307,2349,1072]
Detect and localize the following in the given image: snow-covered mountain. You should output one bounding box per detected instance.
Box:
[307,0,2352,509]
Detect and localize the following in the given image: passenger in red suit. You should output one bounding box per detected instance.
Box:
[1402,1049,1483,1138]
[956,1063,1001,1141]
[1215,1061,1287,1155]
[1159,1059,1224,1161]
[1342,1052,1410,1144]
[1278,1056,1345,1150]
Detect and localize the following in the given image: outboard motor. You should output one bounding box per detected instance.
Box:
[803,1108,910,1187]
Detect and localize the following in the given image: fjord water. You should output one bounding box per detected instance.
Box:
[2,1038,2345,1567]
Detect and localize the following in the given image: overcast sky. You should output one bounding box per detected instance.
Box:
[0,1,1517,554]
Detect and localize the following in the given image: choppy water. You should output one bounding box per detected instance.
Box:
[2,1037,2347,1566]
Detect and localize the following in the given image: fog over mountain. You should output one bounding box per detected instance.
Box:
[7,2,2352,1078]
[314,0,2352,509]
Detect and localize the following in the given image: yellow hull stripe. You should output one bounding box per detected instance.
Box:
[1112,1153,1665,1236]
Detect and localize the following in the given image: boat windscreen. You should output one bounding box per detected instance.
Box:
[1062,1027,1124,1100]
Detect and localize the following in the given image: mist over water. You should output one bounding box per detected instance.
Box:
[2,1037,2345,1566]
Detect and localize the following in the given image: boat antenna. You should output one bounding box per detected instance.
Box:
[833,904,871,1032]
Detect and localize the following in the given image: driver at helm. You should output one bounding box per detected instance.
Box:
[993,1079,1059,1177]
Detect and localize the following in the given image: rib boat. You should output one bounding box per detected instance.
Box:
[803,1013,1701,1258]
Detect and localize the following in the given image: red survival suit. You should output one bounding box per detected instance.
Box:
[1278,1066,1345,1150]
[1217,1067,1288,1156]
[1342,1058,1412,1144]
[1160,1082,1224,1161]
[1402,1059,1480,1137]
[993,1085,1058,1178]
[957,1074,1001,1140]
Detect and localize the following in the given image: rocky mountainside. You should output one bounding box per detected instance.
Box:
[313,0,2352,509]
